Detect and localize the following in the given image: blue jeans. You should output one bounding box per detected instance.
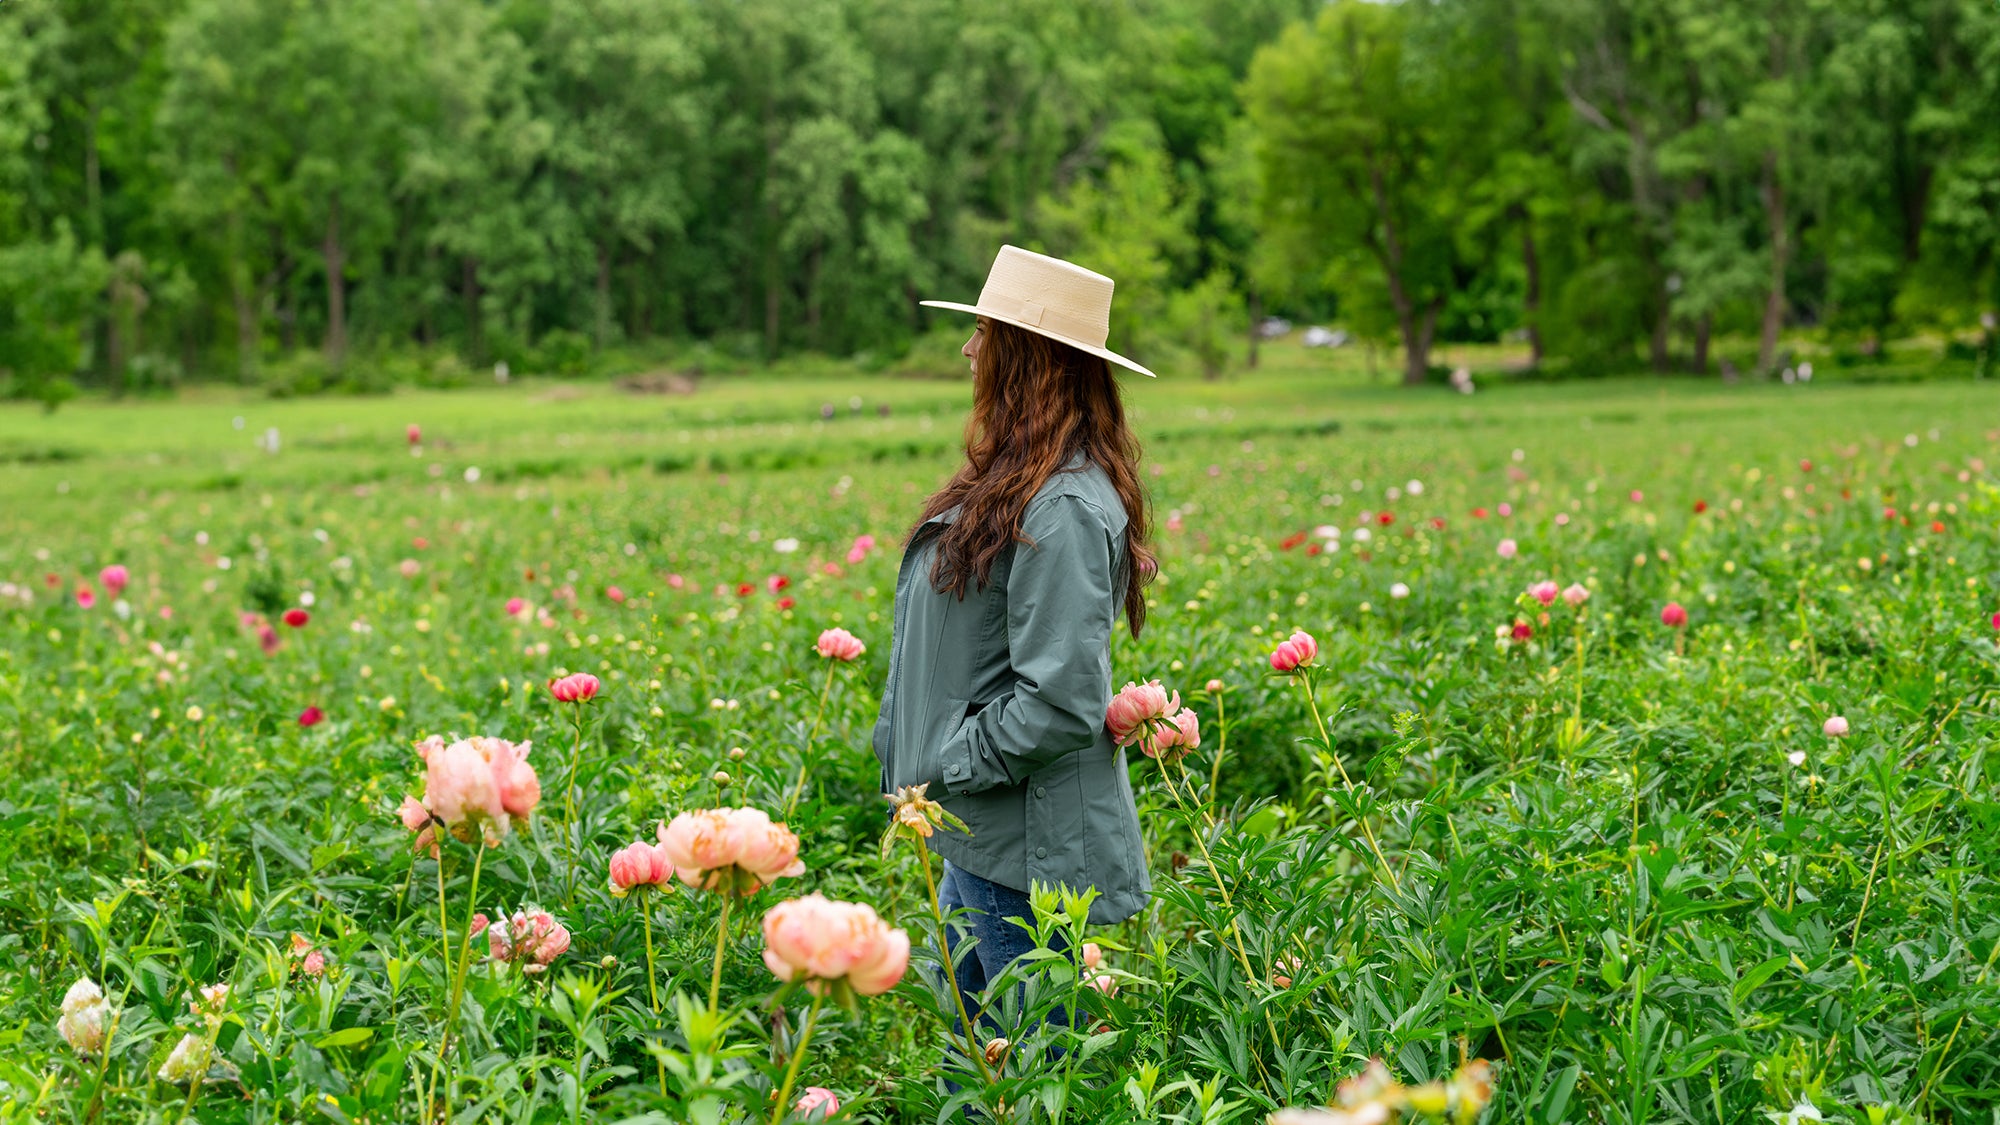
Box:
[936,860,1070,1036]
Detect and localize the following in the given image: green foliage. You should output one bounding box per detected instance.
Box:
[2,372,1999,1121]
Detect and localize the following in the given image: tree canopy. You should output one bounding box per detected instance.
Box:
[2,0,1996,394]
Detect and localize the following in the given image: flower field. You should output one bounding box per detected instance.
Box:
[3,371,1998,1123]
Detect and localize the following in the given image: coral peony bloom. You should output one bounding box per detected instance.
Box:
[607,840,675,896]
[58,977,110,1055]
[1561,583,1590,608]
[658,806,805,892]
[1269,630,1319,673]
[761,893,910,996]
[548,672,601,703]
[1660,602,1688,628]
[488,909,570,972]
[1205,679,1225,694]
[415,734,539,844]
[298,705,326,727]
[76,586,97,609]
[1496,539,1518,559]
[795,1087,841,1117]
[1528,581,1558,606]
[1081,942,1104,971]
[1823,716,1849,737]
[99,565,129,596]
[407,424,422,445]
[815,627,866,661]
[1105,680,1180,746]
[282,608,309,628]
[605,585,625,603]
[1087,972,1117,996]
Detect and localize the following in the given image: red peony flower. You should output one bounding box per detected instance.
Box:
[283,608,310,628]
[299,706,326,727]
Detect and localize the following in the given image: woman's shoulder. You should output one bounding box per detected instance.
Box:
[1026,457,1125,535]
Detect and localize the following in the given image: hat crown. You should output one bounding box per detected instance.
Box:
[973,246,1113,349]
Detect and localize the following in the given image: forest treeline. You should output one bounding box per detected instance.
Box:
[2,0,1997,398]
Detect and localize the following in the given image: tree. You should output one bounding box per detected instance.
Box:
[1243,1,1498,384]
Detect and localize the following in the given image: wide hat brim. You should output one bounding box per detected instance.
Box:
[919,299,1159,378]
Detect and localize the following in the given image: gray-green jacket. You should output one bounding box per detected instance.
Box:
[873,454,1150,925]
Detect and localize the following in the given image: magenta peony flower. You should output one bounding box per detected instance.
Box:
[75,586,96,609]
[505,596,527,616]
[1528,581,1559,606]
[814,627,866,661]
[548,672,600,703]
[298,705,326,727]
[99,565,129,596]
[1660,602,1688,628]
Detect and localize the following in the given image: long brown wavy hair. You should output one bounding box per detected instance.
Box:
[913,317,1154,637]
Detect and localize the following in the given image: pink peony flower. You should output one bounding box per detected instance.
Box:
[1148,708,1201,760]
[399,558,420,578]
[1823,716,1849,737]
[795,1087,841,1118]
[398,794,430,832]
[505,596,527,616]
[761,893,910,996]
[257,623,280,655]
[1205,679,1225,694]
[99,565,129,596]
[548,672,600,703]
[407,424,422,445]
[1269,630,1319,673]
[607,840,675,896]
[1561,583,1590,608]
[414,734,540,845]
[1087,972,1117,996]
[1660,602,1688,628]
[1081,942,1104,970]
[1496,538,1518,559]
[1528,581,1558,606]
[488,909,570,972]
[75,586,96,609]
[767,574,790,593]
[605,585,625,603]
[1106,680,1180,747]
[657,807,805,892]
[815,627,866,661]
[298,705,326,727]
[282,608,309,628]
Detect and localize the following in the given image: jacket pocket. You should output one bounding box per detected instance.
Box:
[913,695,970,788]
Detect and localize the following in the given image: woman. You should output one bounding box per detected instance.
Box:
[873,244,1156,1027]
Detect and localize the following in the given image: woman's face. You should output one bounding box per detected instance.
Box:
[961,318,987,376]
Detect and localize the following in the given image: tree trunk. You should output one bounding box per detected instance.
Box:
[1692,310,1712,375]
[1519,216,1543,366]
[83,98,103,247]
[1246,289,1261,370]
[805,240,823,348]
[461,255,482,362]
[1403,298,1441,386]
[233,275,259,381]
[1757,149,1787,372]
[323,193,347,366]
[594,241,612,350]
[1649,298,1671,372]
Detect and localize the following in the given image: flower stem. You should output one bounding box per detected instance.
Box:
[917,848,993,1086]
[561,707,586,908]
[785,661,839,818]
[709,889,733,1014]
[1296,674,1400,890]
[1206,690,1230,809]
[437,841,486,1123]
[641,891,665,1096]
[767,990,826,1125]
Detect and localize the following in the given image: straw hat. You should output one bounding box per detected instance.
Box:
[920,245,1157,378]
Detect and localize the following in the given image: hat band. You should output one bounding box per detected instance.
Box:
[978,289,1108,349]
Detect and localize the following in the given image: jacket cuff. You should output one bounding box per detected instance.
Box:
[938,732,978,796]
